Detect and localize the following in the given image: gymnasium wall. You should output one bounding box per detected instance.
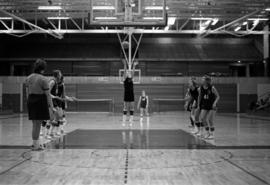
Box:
[0,36,264,77]
[0,77,269,113]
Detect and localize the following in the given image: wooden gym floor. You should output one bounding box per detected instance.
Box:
[0,112,270,185]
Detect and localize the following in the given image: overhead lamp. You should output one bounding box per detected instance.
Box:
[234,26,241,32]
[211,18,219,25]
[199,20,211,31]
[143,17,164,20]
[191,17,212,20]
[265,8,270,11]
[0,17,12,20]
[47,17,70,20]
[252,19,260,27]
[167,17,176,25]
[95,17,117,20]
[242,21,248,25]
[248,18,268,21]
[92,6,115,10]
[144,6,164,10]
[204,20,212,25]
[38,6,62,10]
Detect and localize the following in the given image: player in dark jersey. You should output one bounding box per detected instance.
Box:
[122,60,138,124]
[184,77,199,133]
[197,76,220,139]
[56,76,67,134]
[48,70,63,137]
[137,90,149,117]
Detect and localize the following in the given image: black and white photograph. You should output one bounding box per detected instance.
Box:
[0,0,270,184]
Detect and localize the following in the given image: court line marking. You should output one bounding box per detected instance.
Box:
[0,150,32,176]
[26,150,232,170]
[0,114,27,120]
[221,154,270,185]
[124,149,129,184]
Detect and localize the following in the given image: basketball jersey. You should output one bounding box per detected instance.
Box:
[57,83,64,98]
[124,78,133,93]
[200,85,216,110]
[140,96,147,108]
[50,79,58,96]
[124,77,134,102]
[189,87,199,101]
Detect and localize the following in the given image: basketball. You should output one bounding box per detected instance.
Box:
[122,41,129,49]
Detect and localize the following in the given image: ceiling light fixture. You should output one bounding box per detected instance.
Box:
[164,26,169,31]
[211,18,219,25]
[38,6,62,10]
[143,17,164,20]
[0,17,12,20]
[47,17,70,20]
[234,26,241,32]
[95,17,117,20]
[92,6,115,10]
[144,6,164,10]
[191,17,212,20]
[248,18,268,21]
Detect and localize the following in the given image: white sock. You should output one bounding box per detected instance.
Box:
[33,140,39,148]
[60,125,64,131]
[122,115,127,122]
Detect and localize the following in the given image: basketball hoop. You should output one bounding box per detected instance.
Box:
[119,69,141,84]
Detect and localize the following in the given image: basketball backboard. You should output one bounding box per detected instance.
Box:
[90,0,167,27]
[119,69,141,84]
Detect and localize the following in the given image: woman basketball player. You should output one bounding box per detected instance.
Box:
[48,70,63,137]
[25,59,54,151]
[184,77,199,133]
[56,75,75,134]
[198,76,220,139]
[122,60,138,124]
[56,75,67,134]
[137,90,149,117]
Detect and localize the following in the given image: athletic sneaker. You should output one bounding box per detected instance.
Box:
[196,129,204,137]
[31,144,44,151]
[191,127,199,134]
[203,132,211,139]
[32,146,44,151]
[55,132,61,137]
[207,133,214,140]
[62,118,67,125]
[45,135,52,140]
[50,133,56,138]
[196,130,202,137]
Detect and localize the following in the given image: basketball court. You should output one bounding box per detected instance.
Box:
[0,0,270,184]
